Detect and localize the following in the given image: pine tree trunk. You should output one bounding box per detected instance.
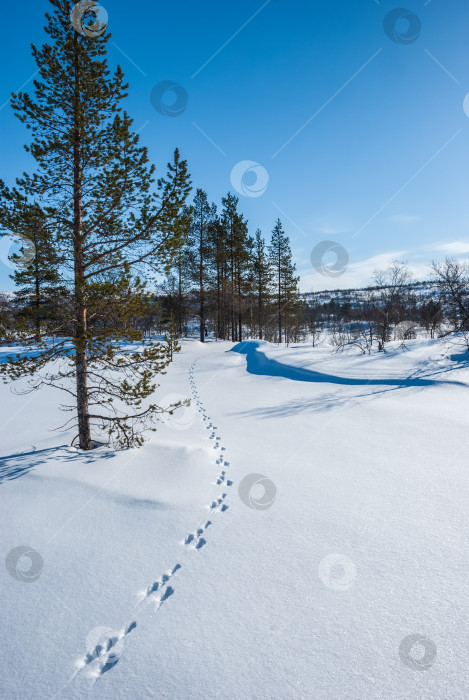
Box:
[258,300,263,340]
[258,273,263,340]
[216,261,221,339]
[73,39,91,451]
[230,242,235,341]
[278,263,282,344]
[221,261,227,340]
[231,301,235,341]
[200,296,205,342]
[34,256,41,342]
[75,307,91,450]
[199,232,205,342]
[237,265,242,341]
[177,258,183,335]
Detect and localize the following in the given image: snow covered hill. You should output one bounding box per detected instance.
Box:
[1,337,469,699]
[301,280,441,308]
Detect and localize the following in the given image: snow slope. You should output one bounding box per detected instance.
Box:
[1,336,469,699]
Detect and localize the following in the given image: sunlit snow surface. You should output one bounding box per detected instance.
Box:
[1,336,468,699]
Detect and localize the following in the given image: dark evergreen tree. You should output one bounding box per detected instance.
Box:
[164,311,181,361]
[189,189,216,342]
[250,229,272,340]
[221,193,250,341]
[268,219,301,343]
[159,204,192,337]
[1,200,68,340]
[209,216,229,340]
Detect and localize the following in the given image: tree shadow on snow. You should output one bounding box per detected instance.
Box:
[449,349,469,365]
[0,444,114,486]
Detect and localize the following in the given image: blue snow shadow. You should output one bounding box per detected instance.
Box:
[449,349,469,364]
[0,444,114,486]
[230,340,463,388]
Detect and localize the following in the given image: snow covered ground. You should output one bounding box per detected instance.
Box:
[1,336,469,699]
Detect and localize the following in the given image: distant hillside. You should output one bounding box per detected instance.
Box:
[300,281,440,308]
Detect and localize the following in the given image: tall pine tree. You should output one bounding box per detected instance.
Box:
[189,189,216,342]
[250,229,272,340]
[0,199,68,340]
[0,0,191,449]
[221,193,250,341]
[268,219,300,344]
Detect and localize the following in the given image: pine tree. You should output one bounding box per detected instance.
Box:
[250,229,272,340]
[221,193,250,341]
[163,311,181,361]
[0,198,68,340]
[268,219,301,344]
[188,189,216,342]
[0,0,191,449]
[169,204,192,336]
[159,204,192,337]
[209,216,228,340]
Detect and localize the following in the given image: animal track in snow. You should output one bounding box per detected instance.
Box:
[186,357,232,546]
[144,563,181,607]
[76,565,181,682]
[72,353,233,682]
[209,494,229,514]
[81,621,137,678]
[184,520,212,550]
[215,471,233,486]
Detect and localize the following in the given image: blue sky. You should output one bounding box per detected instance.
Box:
[1,0,469,291]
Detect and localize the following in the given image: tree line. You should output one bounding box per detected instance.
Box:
[160,190,302,345]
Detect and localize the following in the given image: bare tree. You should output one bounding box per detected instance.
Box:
[371,260,412,350]
[429,258,469,334]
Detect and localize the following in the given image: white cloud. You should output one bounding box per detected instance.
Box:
[431,240,469,256]
[297,239,469,292]
[299,250,408,292]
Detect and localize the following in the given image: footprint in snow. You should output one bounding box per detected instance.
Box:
[184,522,211,550]
[209,494,228,513]
[81,620,138,678]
